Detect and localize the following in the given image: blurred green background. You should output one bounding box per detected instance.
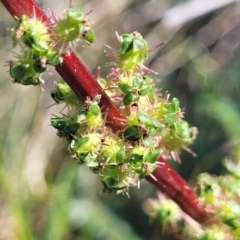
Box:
[1,0,240,239]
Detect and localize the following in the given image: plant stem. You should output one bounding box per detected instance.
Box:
[146,157,211,223]
[0,0,212,223]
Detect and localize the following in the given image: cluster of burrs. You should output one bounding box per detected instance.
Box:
[8,7,196,194]
[143,157,240,238]
[9,8,96,86]
[50,31,197,193]
[194,158,240,239]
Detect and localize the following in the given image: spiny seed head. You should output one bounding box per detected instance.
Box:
[51,79,81,106]
[12,15,50,48]
[53,9,96,45]
[117,32,148,74]
[9,52,44,86]
[44,28,197,193]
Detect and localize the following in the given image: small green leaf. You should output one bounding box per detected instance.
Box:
[138,112,151,125]
[139,112,165,129]
[132,74,143,88]
[50,80,80,106]
[170,98,180,112]
[83,153,98,167]
[20,76,42,86]
[139,85,152,96]
[144,151,160,163]
[123,126,142,141]
[51,118,67,130]
[123,93,134,106]
[76,113,86,122]
[65,9,85,21]
[104,176,118,188]
[164,113,177,126]
[51,89,64,103]
[129,153,143,163]
[132,38,145,52]
[176,121,191,143]
[74,137,89,149]
[116,147,125,163]
[47,51,63,66]
[120,34,133,54]
[33,58,47,73]
[11,64,28,80]
[89,104,100,116]
[150,120,165,129]
[64,122,80,135]
[118,83,132,94]
[149,126,157,136]
[81,27,96,45]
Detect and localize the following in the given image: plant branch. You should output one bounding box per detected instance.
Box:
[0,0,212,224]
[146,157,211,223]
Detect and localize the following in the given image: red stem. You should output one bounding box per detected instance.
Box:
[0,0,211,223]
[146,157,210,223]
[56,53,126,132]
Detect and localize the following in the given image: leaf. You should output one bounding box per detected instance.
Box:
[123,93,134,106]
[164,113,177,126]
[74,137,89,149]
[51,118,67,130]
[144,151,161,163]
[120,34,133,54]
[118,83,132,94]
[64,122,80,135]
[123,126,142,141]
[89,104,100,116]
[132,38,145,52]
[170,98,180,112]
[139,85,152,96]
[116,147,125,163]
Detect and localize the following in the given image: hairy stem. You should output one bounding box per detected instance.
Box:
[1,0,212,223]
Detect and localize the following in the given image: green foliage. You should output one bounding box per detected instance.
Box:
[3,3,191,194]
[53,9,96,45]
[196,165,240,238]
[4,1,240,239]
[51,79,81,106]
[117,32,148,74]
[8,9,96,86]
[47,30,196,193]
